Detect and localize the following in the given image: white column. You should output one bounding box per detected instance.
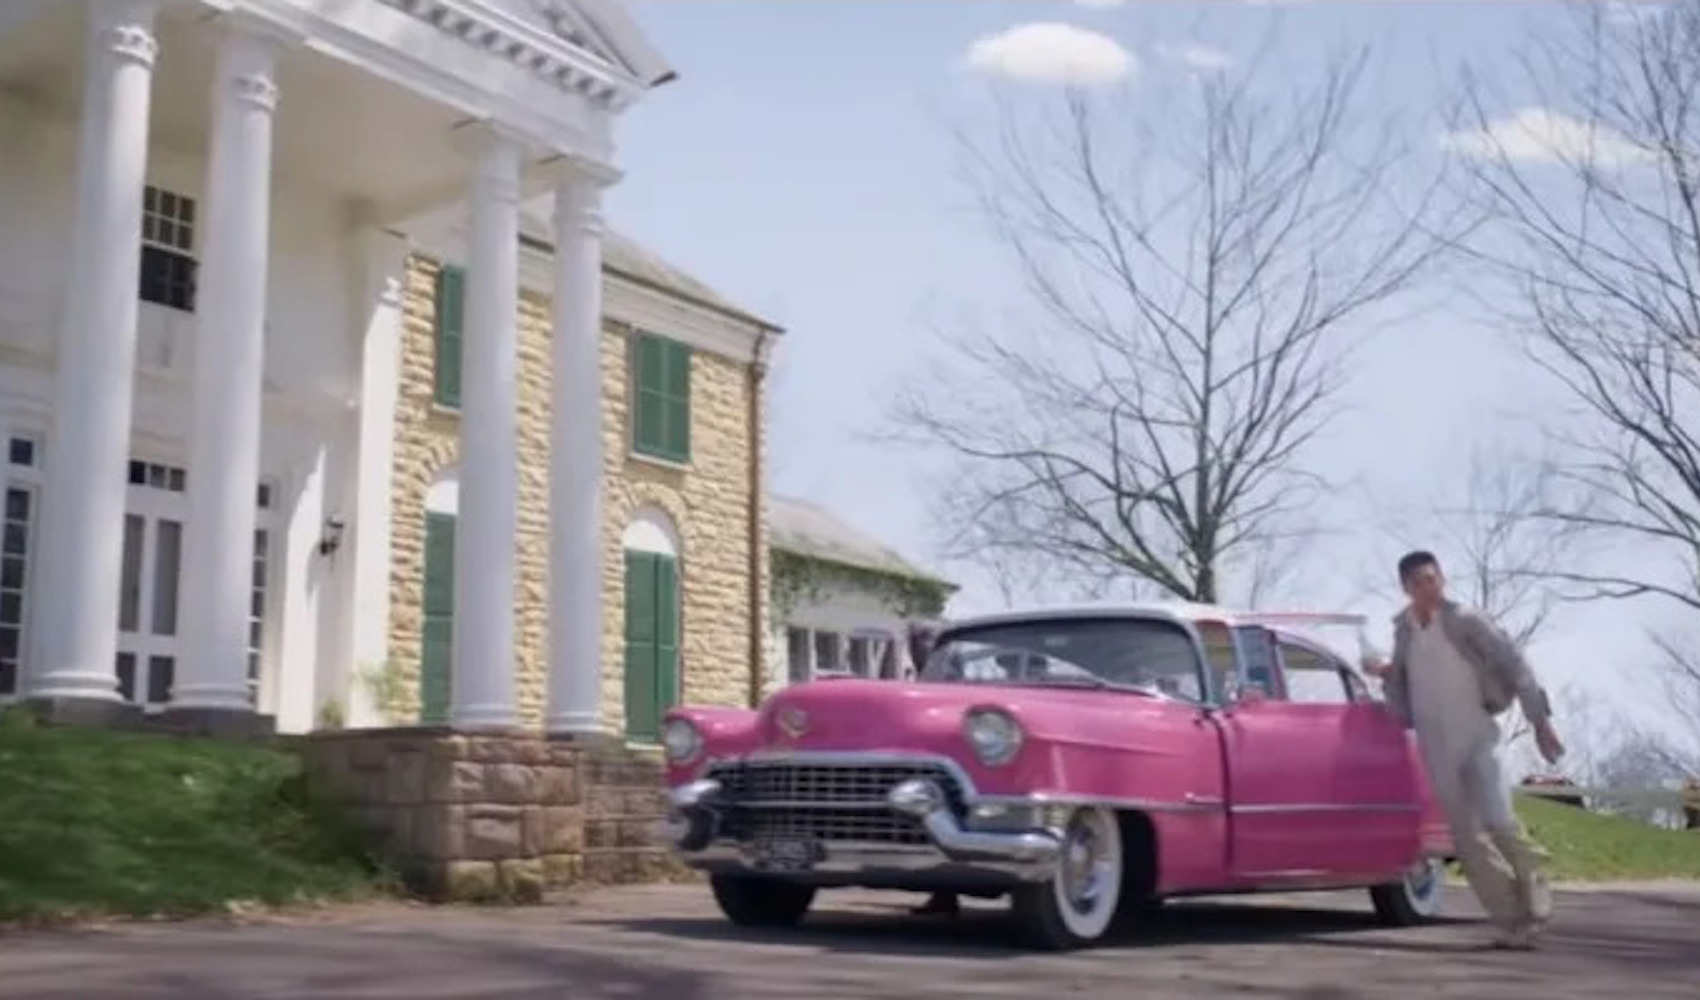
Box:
[544,161,619,735]
[450,126,523,731]
[175,25,280,712]
[337,228,410,728]
[26,2,158,703]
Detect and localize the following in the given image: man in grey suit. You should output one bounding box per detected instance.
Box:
[1364,550,1566,950]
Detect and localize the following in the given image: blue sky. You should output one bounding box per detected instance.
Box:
[603,0,1684,759]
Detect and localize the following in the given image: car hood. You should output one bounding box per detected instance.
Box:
[751,678,1178,754]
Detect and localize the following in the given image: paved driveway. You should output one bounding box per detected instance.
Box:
[2,882,1696,999]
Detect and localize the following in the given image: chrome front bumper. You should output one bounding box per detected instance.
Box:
[660,777,1064,885]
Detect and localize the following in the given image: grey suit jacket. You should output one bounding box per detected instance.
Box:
[1381,601,1552,729]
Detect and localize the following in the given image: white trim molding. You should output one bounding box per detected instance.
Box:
[377,0,651,111]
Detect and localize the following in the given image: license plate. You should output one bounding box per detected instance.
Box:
[752,836,823,871]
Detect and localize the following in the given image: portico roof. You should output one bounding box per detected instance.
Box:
[364,0,677,109]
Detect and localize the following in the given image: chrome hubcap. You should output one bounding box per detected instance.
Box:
[1405,859,1441,901]
[1059,812,1114,914]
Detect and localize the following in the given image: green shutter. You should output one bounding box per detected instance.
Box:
[419,512,456,725]
[632,334,665,458]
[622,550,682,742]
[433,266,465,409]
[623,551,659,741]
[664,341,692,461]
[654,554,680,718]
[631,333,692,463]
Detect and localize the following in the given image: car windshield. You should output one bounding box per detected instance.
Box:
[921,617,1206,701]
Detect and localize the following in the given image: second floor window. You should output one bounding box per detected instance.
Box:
[139,186,197,313]
[632,331,691,463]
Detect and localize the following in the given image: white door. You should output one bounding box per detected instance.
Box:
[116,460,187,711]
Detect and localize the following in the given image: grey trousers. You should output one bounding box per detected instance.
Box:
[1423,731,1553,930]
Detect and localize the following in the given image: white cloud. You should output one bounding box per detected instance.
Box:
[965,23,1135,87]
[1440,107,1652,168]
[1073,0,1126,7]
[1154,41,1233,73]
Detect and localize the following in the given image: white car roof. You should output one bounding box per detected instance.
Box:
[943,601,1365,631]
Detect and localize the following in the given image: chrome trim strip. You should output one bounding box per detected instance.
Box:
[696,750,1220,815]
[1230,802,1420,815]
[973,792,1222,814]
[678,841,1042,881]
[729,799,894,810]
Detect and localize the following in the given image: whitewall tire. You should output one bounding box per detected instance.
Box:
[1369,857,1445,926]
[1011,806,1124,950]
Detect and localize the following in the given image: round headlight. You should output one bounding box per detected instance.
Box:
[962,707,1023,766]
[661,717,703,764]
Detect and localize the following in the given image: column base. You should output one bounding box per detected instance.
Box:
[156,706,277,739]
[543,710,601,737]
[170,682,259,714]
[21,695,144,729]
[546,729,620,747]
[449,706,521,732]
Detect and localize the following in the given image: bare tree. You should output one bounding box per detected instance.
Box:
[1440,447,1574,747]
[893,47,1459,606]
[1455,3,1700,764]
[1456,4,1700,610]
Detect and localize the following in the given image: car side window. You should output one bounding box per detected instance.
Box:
[1234,626,1285,699]
[1276,640,1354,705]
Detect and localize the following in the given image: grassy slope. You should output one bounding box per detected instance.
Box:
[0,714,385,923]
[1516,793,1700,882]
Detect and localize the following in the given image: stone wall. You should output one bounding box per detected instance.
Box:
[302,729,683,901]
[385,254,764,731]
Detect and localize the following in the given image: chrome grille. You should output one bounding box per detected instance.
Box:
[706,759,966,845]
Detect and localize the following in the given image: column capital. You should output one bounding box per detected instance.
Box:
[452,121,526,208]
[544,153,623,192]
[552,180,605,240]
[211,21,284,114]
[451,118,537,159]
[89,2,159,69]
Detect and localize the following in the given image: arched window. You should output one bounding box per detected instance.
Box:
[419,467,458,724]
[621,506,681,742]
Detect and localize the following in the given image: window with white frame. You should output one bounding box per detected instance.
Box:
[785,627,811,684]
[812,630,843,673]
[0,433,40,699]
[846,636,872,678]
[139,185,198,312]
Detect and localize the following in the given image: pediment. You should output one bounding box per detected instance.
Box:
[512,1,663,82]
[379,0,675,108]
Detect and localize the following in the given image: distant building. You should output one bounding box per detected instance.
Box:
[767,496,956,687]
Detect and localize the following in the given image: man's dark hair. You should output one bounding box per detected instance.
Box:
[1397,550,1440,584]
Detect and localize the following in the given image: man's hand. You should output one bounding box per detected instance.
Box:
[1361,657,1392,679]
[1534,719,1566,764]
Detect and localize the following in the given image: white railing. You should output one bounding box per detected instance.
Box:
[1518,783,1700,813]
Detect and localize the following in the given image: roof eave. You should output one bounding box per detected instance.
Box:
[771,544,958,592]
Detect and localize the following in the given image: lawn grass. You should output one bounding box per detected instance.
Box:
[1516,793,1700,882]
[0,710,389,924]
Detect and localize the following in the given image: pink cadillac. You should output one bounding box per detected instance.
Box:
[659,604,1455,950]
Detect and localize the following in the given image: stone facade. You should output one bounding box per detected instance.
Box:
[302,730,685,901]
[384,254,765,731]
